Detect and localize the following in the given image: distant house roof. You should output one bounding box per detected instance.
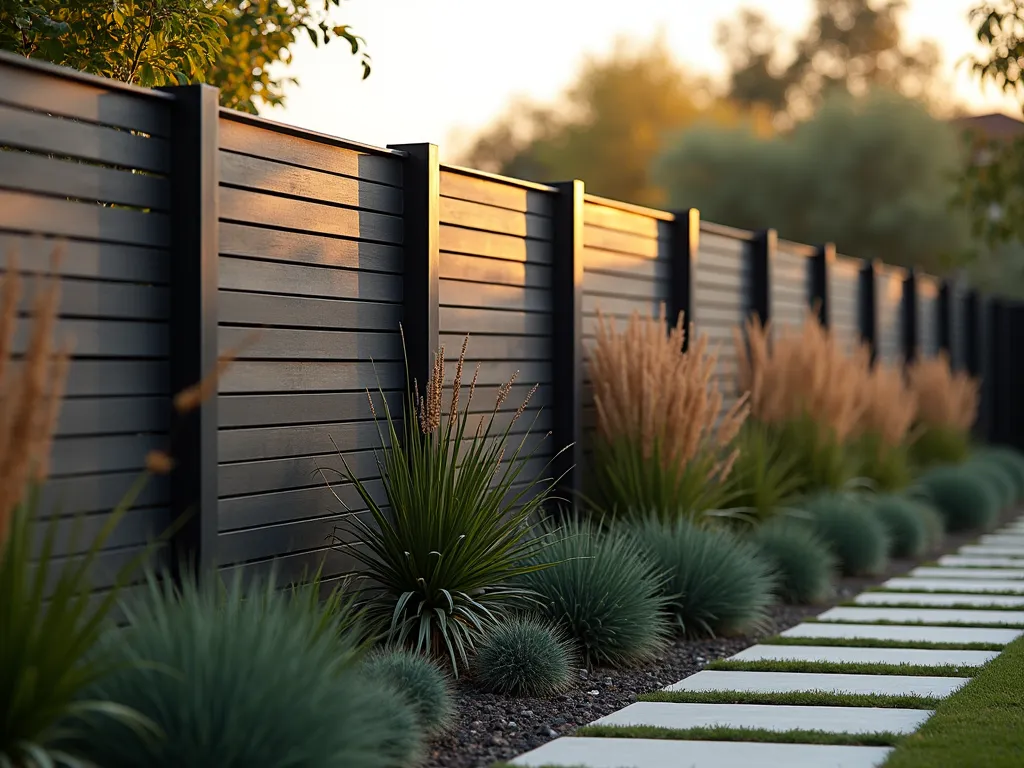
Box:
[950,112,1024,142]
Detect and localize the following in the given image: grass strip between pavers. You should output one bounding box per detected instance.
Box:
[761,635,1005,651]
[806,617,1024,630]
[574,723,903,747]
[865,586,1024,597]
[839,599,1024,612]
[639,689,941,709]
[707,659,979,677]
[880,634,1024,767]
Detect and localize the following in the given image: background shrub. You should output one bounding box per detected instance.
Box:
[977,447,1024,501]
[362,649,454,734]
[77,574,421,768]
[969,458,1016,511]
[749,519,837,604]
[871,495,929,559]
[518,517,670,668]
[914,466,1000,532]
[629,518,777,637]
[909,497,947,552]
[802,494,890,576]
[473,616,576,697]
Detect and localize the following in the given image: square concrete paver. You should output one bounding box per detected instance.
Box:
[510,737,893,768]
[817,606,1024,626]
[909,566,1024,580]
[959,545,1024,557]
[591,701,932,734]
[939,555,1024,568]
[882,577,1024,593]
[665,670,967,697]
[729,644,996,667]
[855,591,1024,609]
[782,620,1022,645]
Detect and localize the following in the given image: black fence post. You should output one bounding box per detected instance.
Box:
[859,260,879,363]
[551,180,585,505]
[389,143,440,404]
[810,242,833,326]
[670,208,699,351]
[937,278,954,360]
[976,293,995,442]
[750,228,776,325]
[162,84,220,579]
[901,269,918,364]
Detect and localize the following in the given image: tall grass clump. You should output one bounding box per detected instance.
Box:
[871,495,929,559]
[629,517,777,637]
[750,519,837,604]
[914,466,999,532]
[587,306,749,521]
[76,573,421,768]
[362,649,454,735]
[735,311,868,493]
[802,494,890,576]
[907,352,978,467]
[724,422,806,523]
[517,517,671,667]
[324,335,562,671]
[856,363,918,491]
[473,616,577,697]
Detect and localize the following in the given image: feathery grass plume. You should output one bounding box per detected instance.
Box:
[323,331,565,673]
[856,363,918,490]
[734,311,870,491]
[587,305,749,521]
[0,253,69,547]
[906,352,979,466]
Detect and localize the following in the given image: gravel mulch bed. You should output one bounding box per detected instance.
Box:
[423,520,1007,768]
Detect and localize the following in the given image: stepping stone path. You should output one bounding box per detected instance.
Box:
[510,513,1024,768]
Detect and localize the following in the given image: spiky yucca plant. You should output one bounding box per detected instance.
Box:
[326,335,563,672]
[587,306,749,521]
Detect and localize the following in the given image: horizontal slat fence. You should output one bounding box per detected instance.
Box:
[2,51,1017,587]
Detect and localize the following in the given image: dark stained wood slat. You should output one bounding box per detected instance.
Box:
[0,63,170,135]
[439,197,553,240]
[60,360,168,397]
[219,222,403,273]
[219,361,404,394]
[218,480,387,532]
[439,224,552,264]
[583,271,665,301]
[439,252,551,289]
[439,170,553,215]
[457,360,551,388]
[0,191,169,248]
[39,471,169,516]
[0,103,169,173]
[33,544,169,596]
[583,201,665,239]
[449,384,553,412]
[220,151,403,215]
[219,188,403,245]
[56,396,169,437]
[218,543,362,584]
[439,333,552,362]
[583,225,663,259]
[14,318,167,358]
[219,421,388,463]
[218,392,401,428]
[219,292,402,331]
[219,326,402,361]
[583,246,671,279]
[0,234,169,284]
[217,510,379,564]
[8,277,169,320]
[218,256,402,302]
[218,118,403,186]
[32,506,170,557]
[49,433,164,477]
[439,307,550,337]
[439,280,550,313]
[0,152,169,209]
[582,293,667,318]
[218,449,381,497]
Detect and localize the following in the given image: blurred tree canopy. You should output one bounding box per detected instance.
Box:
[0,0,369,113]
[456,35,772,208]
[655,89,971,274]
[717,0,942,124]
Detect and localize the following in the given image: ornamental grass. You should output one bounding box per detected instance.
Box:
[587,305,749,521]
[906,352,979,465]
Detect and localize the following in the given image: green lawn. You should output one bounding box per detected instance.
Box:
[574,723,901,746]
[762,635,1004,651]
[639,689,941,709]
[706,659,979,677]
[881,635,1024,767]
